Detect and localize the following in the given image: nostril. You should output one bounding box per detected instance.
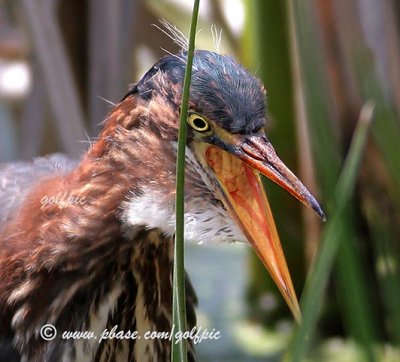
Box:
[241,141,265,161]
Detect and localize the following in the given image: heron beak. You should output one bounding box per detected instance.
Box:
[235,134,325,221]
[199,133,325,321]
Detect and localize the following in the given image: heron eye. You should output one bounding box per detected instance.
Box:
[187,114,210,133]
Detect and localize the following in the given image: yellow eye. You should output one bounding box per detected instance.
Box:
[187,113,210,133]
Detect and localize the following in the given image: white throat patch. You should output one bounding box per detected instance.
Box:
[122,192,245,244]
[121,147,246,244]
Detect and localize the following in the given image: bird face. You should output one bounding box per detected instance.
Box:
[122,50,325,320]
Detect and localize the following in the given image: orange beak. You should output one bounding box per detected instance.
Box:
[197,133,325,321]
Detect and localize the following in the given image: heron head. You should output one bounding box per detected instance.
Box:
[118,50,325,320]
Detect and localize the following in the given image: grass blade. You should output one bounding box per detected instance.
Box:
[288,102,375,361]
[172,1,200,361]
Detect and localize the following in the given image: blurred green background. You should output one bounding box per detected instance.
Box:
[1,0,400,361]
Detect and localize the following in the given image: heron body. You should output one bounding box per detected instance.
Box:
[0,50,324,361]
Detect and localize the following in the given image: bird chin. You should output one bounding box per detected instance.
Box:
[121,190,246,245]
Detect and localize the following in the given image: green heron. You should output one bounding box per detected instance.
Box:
[0,50,324,361]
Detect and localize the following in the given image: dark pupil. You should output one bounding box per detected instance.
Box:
[193,118,207,130]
